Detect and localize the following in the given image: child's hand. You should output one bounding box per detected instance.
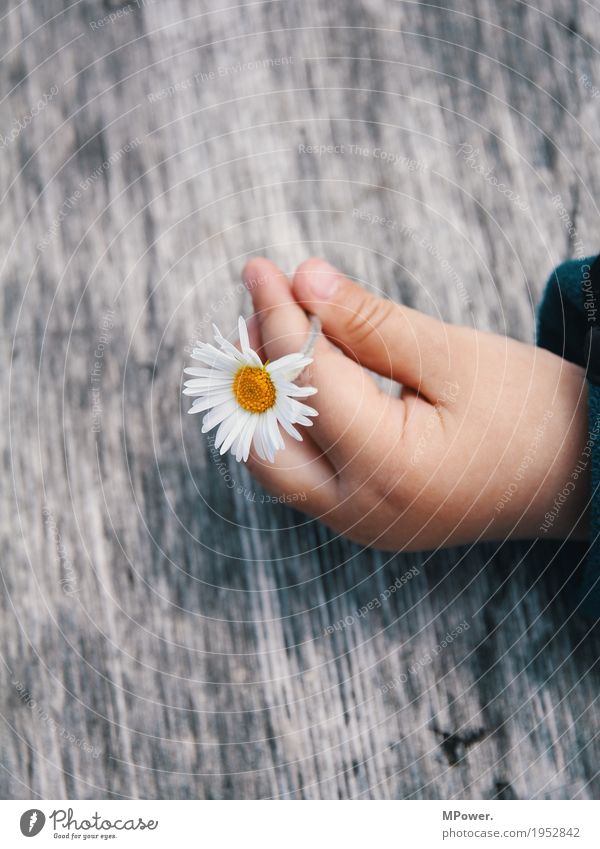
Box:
[241,257,590,550]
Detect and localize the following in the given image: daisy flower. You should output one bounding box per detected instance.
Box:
[183,316,318,463]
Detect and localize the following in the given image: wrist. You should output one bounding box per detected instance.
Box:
[524,362,590,541]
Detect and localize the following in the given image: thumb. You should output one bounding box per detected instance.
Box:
[292,258,451,401]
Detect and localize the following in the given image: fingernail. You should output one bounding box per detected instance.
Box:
[308,261,339,299]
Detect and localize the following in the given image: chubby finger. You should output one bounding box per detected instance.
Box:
[242,257,311,360]
[292,257,452,403]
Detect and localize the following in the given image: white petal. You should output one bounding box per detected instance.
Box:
[242,417,259,462]
[188,402,211,414]
[191,344,239,371]
[184,376,233,389]
[265,408,285,452]
[183,387,233,405]
[220,410,250,455]
[201,399,238,432]
[236,316,262,366]
[184,366,230,378]
[212,323,249,363]
[184,385,233,398]
[214,412,240,449]
[237,316,250,352]
[276,381,318,398]
[266,353,312,376]
[294,401,318,418]
[186,392,231,412]
[275,405,303,441]
[253,419,268,461]
[255,416,276,462]
[278,394,318,421]
[236,415,258,462]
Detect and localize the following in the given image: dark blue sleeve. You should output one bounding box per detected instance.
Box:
[537,256,600,618]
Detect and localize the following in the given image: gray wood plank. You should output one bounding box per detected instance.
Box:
[1,0,599,799]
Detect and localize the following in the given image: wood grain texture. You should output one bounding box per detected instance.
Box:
[1,0,599,799]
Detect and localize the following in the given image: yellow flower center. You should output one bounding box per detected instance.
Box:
[232,365,276,413]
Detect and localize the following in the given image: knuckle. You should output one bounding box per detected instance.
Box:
[344,295,396,348]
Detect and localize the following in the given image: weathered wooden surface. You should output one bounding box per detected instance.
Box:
[1,0,599,800]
